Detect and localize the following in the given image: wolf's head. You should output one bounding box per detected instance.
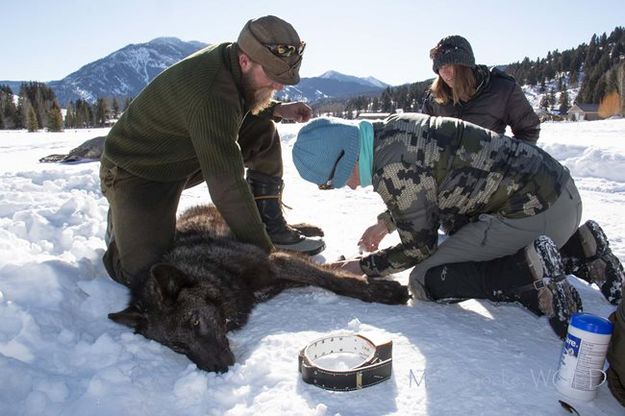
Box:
[109,263,235,372]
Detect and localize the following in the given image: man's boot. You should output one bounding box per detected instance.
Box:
[247,170,325,255]
[516,236,583,339]
[424,235,583,339]
[561,220,624,305]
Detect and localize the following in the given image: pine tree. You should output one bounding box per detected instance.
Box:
[25,101,38,132]
[606,69,619,94]
[19,82,58,129]
[47,102,63,132]
[112,97,120,119]
[570,71,579,87]
[618,62,625,115]
[0,86,7,129]
[0,85,18,129]
[65,105,75,129]
[2,91,18,129]
[75,99,92,128]
[558,90,570,114]
[371,97,380,112]
[593,77,607,103]
[15,96,24,129]
[95,98,108,126]
[527,69,538,86]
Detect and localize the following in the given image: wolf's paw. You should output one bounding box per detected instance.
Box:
[367,279,410,305]
[290,223,324,237]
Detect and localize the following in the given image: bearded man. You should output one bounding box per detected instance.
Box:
[100,15,324,292]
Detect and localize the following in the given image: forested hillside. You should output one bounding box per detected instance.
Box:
[337,26,625,118]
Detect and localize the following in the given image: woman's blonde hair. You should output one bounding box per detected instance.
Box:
[430,65,477,105]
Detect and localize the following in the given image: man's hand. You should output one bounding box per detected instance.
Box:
[273,102,312,122]
[358,219,389,253]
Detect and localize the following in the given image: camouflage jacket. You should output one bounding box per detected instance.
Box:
[359,113,569,277]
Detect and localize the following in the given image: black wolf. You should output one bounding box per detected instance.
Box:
[109,205,409,372]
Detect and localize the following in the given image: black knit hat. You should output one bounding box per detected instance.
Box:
[430,35,475,73]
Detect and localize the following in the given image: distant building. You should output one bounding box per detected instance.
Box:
[356,112,391,120]
[567,103,602,121]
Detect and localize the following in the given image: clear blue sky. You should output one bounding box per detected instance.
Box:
[2,0,624,86]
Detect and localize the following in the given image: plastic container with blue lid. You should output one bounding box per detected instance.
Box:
[556,312,614,401]
[570,312,613,334]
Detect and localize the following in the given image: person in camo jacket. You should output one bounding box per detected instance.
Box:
[292,113,624,339]
[361,35,542,257]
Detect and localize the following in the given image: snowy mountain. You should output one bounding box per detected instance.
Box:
[319,70,389,89]
[1,40,390,105]
[275,70,388,103]
[276,71,389,103]
[47,37,207,104]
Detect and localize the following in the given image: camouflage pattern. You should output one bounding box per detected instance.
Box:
[360,113,569,277]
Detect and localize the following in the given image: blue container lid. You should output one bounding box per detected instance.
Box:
[570,313,613,335]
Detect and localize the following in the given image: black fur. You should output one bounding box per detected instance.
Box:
[109,205,409,372]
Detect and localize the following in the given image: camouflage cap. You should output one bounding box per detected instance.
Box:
[430,35,475,73]
[237,15,303,85]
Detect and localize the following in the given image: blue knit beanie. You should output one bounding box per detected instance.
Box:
[293,117,360,188]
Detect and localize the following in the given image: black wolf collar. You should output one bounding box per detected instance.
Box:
[298,334,392,391]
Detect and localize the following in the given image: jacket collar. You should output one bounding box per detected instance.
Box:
[473,64,491,96]
[223,43,246,108]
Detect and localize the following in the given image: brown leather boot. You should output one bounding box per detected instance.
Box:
[247,170,325,255]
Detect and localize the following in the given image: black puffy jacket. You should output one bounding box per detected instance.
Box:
[421,65,540,143]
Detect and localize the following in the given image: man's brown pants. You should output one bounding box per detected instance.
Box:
[100,114,282,289]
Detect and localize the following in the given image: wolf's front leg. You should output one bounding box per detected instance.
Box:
[269,251,409,305]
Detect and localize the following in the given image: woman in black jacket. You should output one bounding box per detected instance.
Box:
[422,35,540,143]
[361,35,543,255]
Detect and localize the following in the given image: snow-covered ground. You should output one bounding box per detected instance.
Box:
[1,119,624,415]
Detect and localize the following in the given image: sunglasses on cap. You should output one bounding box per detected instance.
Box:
[265,41,306,58]
[318,150,345,190]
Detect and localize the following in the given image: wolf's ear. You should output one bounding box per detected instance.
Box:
[147,263,194,303]
[203,282,223,305]
[109,305,146,329]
